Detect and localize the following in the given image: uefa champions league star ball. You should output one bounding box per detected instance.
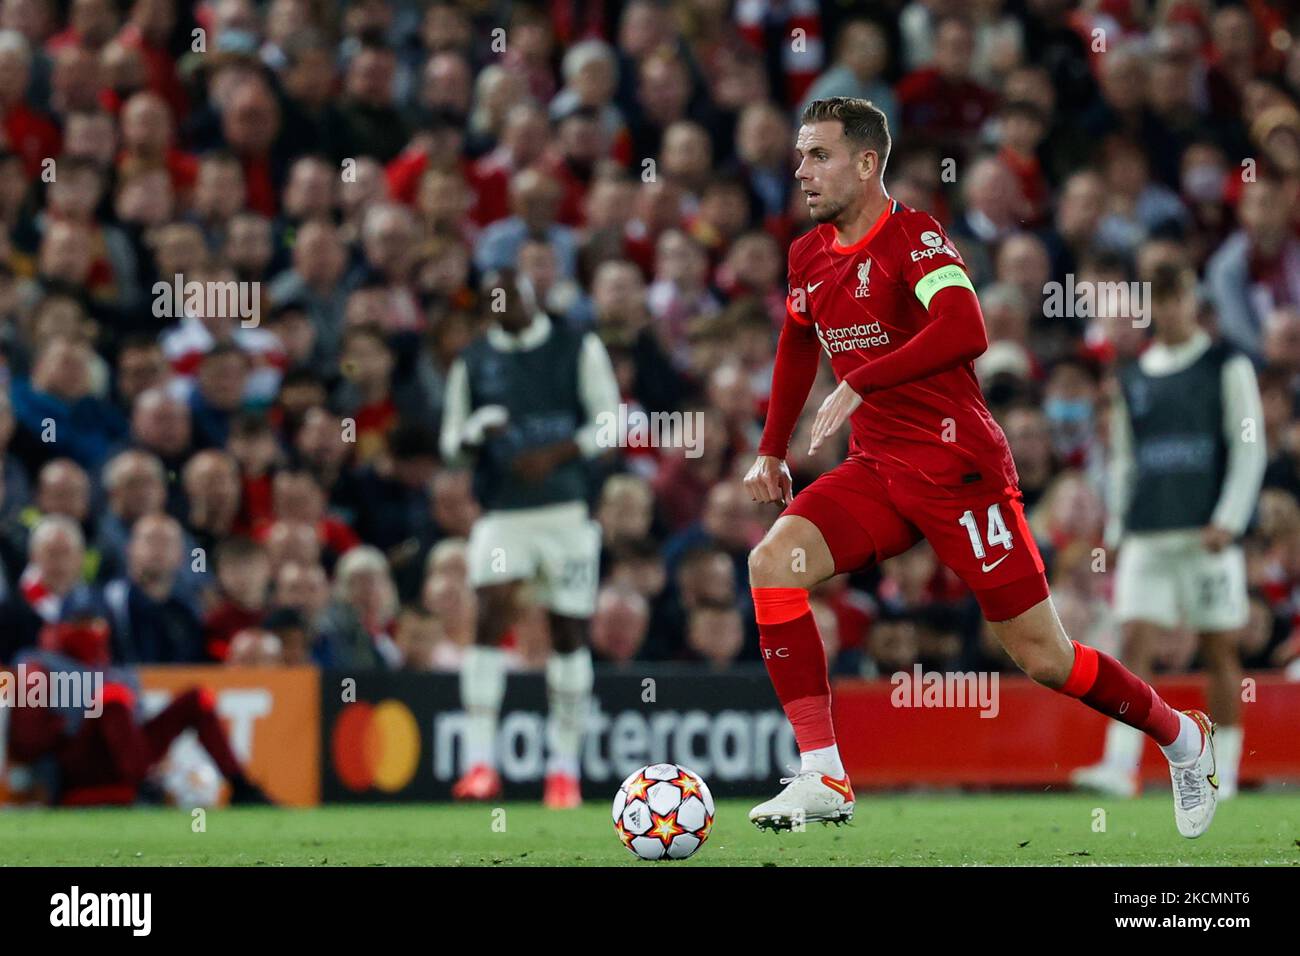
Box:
[612,763,715,860]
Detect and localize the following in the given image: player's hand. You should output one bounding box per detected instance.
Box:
[511,440,578,483]
[462,405,510,448]
[744,455,793,506]
[512,447,558,482]
[809,381,862,455]
[1201,524,1234,552]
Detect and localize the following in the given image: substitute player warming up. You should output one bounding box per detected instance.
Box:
[1071,263,1264,800]
[441,268,618,808]
[744,98,1216,838]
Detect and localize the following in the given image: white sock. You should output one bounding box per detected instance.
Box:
[546,647,593,777]
[1215,724,1243,792]
[1159,712,1203,766]
[800,744,845,778]
[461,645,507,768]
[1102,721,1144,773]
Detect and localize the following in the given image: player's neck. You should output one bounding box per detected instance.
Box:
[1156,325,1200,348]
[833,187,892,248]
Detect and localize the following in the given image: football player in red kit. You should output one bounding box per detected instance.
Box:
[6,597,271,807]
[744,97,1217,837]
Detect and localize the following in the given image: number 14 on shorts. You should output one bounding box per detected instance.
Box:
[959,503,1014,561]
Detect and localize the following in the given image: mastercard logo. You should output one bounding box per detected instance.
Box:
[331,700,421,792]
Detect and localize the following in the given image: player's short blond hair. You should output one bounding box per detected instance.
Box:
[800,97,891,171]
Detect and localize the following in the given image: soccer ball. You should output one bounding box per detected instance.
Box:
[612,763,715,860]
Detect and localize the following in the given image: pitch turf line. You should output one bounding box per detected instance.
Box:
[0,794,1295,866]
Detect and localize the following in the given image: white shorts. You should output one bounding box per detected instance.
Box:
[1113,532,1248,632]
[466,502,601,618]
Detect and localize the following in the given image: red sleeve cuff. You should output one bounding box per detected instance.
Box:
[844,365,874,397]
[785,295,812,326]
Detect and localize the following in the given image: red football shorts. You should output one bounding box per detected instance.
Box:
[784,454,1048,622]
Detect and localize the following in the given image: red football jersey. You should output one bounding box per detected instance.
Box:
[784,200,1018,493]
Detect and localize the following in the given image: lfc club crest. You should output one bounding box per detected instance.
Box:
[855,258,871,298]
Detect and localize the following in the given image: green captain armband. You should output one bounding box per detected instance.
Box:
[913,264,975,310]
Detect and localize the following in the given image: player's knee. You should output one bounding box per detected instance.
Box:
[1007,636,1073,688]
[475,583,517,641]
[549,615,587,653]
[748,538,800,588]
[1024,654,1070,688]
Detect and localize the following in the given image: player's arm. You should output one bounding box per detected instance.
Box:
[1104,388,1135,550]
[809,260,986,454]
[749,297,822,504]
[574,332,621,459]
[1206,353,1268,549]
[842,268,987,395]
[439,358,473,463]
[440,358,509,465]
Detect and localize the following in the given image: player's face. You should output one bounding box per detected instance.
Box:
[794,122,873,225]
[1152,286,1198,340]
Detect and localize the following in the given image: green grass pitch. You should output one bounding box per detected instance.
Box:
[1,793,1295,866]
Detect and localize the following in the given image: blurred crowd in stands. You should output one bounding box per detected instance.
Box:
[0,0,1299,678]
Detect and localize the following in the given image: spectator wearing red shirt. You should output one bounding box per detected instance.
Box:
[116,0,189,121]
[896,16,998,158]
[42,156,139,309]
[216,76,283,216]
[117,90,197,196]
[0,31,61,177]
[386,112,510,228]
[542,105,607,228]
[995,101,1052,227]
[227,413,283,534]
[44,0,118,53]
[202,536,271,661]
[333,324,401,466]
[254,465,360,570]
[48,44,104,119]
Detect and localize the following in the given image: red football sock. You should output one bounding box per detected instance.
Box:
[1058,641,1181,746]
[753,587,835,751]
[143,687,246,780]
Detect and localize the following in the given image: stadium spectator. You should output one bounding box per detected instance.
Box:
[102,512,202,663]
[1207,174,1300,359]
[474,166,578,278]
[130,387,193,513]
[419,539,475,671]
[180,448,241,563]
[896,16,997,159]
[12,336,127,472]
[95,448,168,581]
[590,584,649,666]
[798,19,896,130]
[203,535,270,661]
[0,514,90,659]
[319,544,400,669]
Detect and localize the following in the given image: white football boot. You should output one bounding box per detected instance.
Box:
[1169,710,1218,839]
[1069,761,1140,798]
[749,770,854,831]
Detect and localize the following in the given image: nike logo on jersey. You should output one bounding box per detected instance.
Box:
[980,554,1010,573]
[807,281,824,293]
